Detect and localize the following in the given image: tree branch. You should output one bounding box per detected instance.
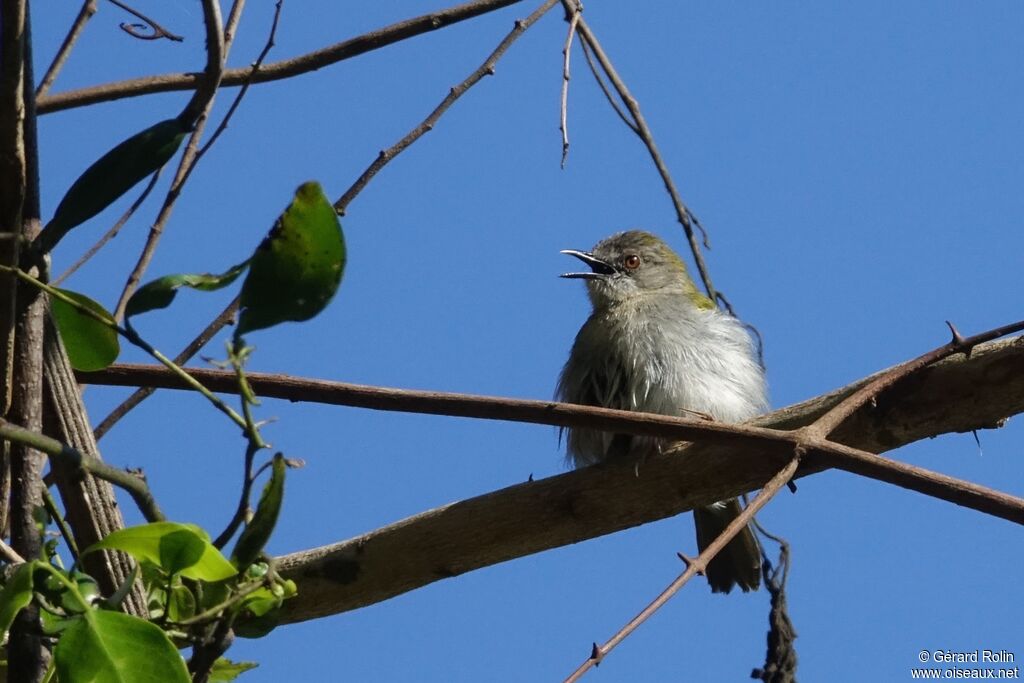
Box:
[334,0,560,214]
[76,335,1024,455]
[76,337,1024,623]
[36,0,528,115]
[6,6,48,676]
[34,0,98,98]
[43,316,147,616]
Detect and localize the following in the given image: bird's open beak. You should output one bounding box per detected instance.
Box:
[559,249,616,279]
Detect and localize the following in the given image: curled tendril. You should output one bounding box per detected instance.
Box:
[109,0,184,42]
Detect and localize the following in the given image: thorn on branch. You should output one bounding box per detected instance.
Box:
[946,320,973,358]
[589,642,604,666]
[677,551,703,575]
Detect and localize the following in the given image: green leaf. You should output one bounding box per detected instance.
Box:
[54,610,190,683]
[231,454,286,569]
[124,261,249,321]
[158,529,206,576]
[50,288,120,371]
[166,584,196,623]
[233,579,296,639]
[86,523,236,582]
[37,118,188,253]
[208,658,258,682]
[236,181,346,337]
[0,562,37,636]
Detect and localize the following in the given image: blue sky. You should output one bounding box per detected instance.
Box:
[34,2,1023,681]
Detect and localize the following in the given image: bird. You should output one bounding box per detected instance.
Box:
[556,229,767,593]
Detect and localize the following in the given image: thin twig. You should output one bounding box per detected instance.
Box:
[37,0,528,114]
[809,317,1024,438]
[559,4,580,168]
[564,456,801,683]
[107,0,184,42]
[195,0,283,162]
[221,0,247,44]
[34,0,98,98]
[51,167,162,286]
[335,0,560,214]
[577,38,635,133]
[94,296,239,439]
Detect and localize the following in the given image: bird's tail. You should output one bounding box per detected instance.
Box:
[693,499,762,593]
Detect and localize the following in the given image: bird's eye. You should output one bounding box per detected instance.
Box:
[623,254,641,270]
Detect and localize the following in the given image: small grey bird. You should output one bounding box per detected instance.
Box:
[557,230,767,593]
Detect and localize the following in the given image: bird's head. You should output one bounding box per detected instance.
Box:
[560,230,711,310]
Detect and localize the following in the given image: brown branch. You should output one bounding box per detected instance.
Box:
[36,0,528,115]
[334,0,560,214]
[77,323,1024,452]
[7,6,48,676]
[79,350,1024,524]
[578,38,635,133]
[0,0,29,423]
[177,0,225,127]
[34,0,98,98]
[559,4,580,168]
[195,0,282,162]
[809,318,1024,439]
[560,2,716,300]
[564,456,801,683]
[43,316,147,616]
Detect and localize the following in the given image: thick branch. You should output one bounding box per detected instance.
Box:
[36,0,527,114]
[43,317,147,616]
[75,338,1024,623]
[7,6,48,677]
